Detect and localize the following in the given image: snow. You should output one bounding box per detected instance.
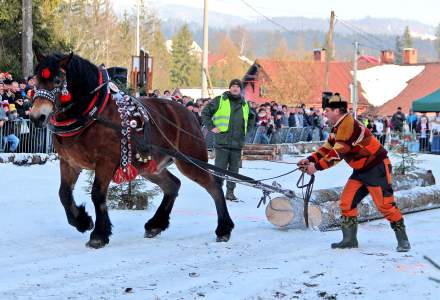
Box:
[356,64,425,107]
[1,154,440,299]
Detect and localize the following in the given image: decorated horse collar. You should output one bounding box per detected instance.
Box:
[49,67,111,137]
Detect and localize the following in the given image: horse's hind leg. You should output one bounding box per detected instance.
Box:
[59,159,94,233]
[142,169,181,238]
[175,161,234,242]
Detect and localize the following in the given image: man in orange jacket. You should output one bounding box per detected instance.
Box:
[298,92,410,252]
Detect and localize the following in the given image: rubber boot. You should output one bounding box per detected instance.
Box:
[331,216,359,249]
[225,188,238,201]
[391,219,411,252]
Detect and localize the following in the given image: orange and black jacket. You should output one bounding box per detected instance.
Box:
[307,113,388,171]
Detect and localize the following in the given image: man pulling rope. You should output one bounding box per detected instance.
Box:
[298,92,411,252]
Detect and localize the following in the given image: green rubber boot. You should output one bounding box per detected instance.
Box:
[225,188,238,201]
[391,219,411,252]
[331,216,359,249]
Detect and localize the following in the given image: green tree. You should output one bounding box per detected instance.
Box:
[170,24,200,88]
[0,0,67,77]
[402,26,413,48]
[395,36,404,64]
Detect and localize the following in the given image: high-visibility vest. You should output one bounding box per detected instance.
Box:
[213,95,250,134]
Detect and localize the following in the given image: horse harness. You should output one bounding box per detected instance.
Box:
[35,69,314,225]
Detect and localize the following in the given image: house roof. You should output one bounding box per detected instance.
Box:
[247,59,369,106]
[378,63,440,115]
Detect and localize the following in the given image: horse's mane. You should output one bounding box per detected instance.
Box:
[36,53,100,116]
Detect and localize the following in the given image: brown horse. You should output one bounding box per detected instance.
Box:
[30,53,234,248]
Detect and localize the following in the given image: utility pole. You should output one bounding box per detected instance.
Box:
[352,42,359,119]
[136,0,140,55]
[201,0,209,98]
[324,10,335,91]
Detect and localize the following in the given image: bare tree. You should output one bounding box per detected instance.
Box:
[21,0,33,77]
[266,60,318,106]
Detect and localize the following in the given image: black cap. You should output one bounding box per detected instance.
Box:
[229,79,243,90]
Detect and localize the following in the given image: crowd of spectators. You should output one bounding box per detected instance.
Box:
[0,72,36,152]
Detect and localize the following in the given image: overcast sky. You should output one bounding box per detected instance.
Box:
[111,0,439,26]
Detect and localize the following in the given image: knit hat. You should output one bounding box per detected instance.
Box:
[9,104,16,111]
[229,79,243,90]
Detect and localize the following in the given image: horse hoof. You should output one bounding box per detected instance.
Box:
[144,228,162,238]
[86,239,108,249]
[216,234,230,242]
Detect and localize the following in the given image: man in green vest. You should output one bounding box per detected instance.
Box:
[202,79,256,201]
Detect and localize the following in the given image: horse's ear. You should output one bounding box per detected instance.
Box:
[59,52,74,70]
[35,50,46,64]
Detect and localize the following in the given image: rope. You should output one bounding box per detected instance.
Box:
[128,97,316,224]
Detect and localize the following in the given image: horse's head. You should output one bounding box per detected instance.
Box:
[30,52,73,128]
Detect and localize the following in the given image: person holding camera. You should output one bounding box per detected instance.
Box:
[297,92,410,252]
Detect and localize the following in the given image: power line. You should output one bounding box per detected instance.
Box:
[336,19,385,50]
[240,0,292,33]
[335,17,394,51]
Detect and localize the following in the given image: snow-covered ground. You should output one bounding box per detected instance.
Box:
[356,64,425,107]
[1,154,439,299]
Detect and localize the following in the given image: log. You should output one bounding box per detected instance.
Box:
[242,150,275,156]
[265,169,438,231]
[242,155,280,161]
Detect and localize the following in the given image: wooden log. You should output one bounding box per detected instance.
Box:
[242,150,275,156]
[265,169,438,231]
[242,155,277,161]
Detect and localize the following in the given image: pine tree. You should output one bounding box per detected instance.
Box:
[402,26,413,48]
[170,24,200,88]
[0,0,68,77]
[395,36,404,64]
[436,23,440,59]
[84,171,160,210]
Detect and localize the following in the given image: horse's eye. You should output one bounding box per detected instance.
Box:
[54,78,62,85]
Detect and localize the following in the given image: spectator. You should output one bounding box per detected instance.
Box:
[192,104,202,125]
[280,105,289,127]
[0,108,20,152]
[274,111,284,130]
[185,101,194,112]
[295,107,304,128]
[152,89,161,98]
[391,107,406,133]
[373,117,386,145]
[288,108,297,127]
[417,115,430,152]
[406,109,418,132]
[163,90,171,99]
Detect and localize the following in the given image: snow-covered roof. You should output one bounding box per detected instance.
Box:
[356,64,425,107]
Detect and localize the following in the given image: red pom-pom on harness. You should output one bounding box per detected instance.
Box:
[60,92,72,104]
[41,68,51,79]
[112,163,139,184]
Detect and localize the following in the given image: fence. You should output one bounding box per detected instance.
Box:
[2,120,439,155]
[0,119,54,153]
[204,126,329,150]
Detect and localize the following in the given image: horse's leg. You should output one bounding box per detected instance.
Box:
[142,169,181,238]
[86,163,114,249]
[59,159,94,233]
[175,161,234,242]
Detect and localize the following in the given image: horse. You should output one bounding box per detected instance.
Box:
[29,52,234,248]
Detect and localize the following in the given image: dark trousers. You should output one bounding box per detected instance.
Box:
[215,147,242,191]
